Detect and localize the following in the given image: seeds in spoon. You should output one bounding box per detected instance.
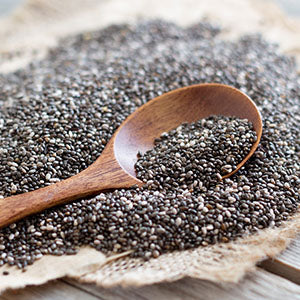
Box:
[135,115,257,190]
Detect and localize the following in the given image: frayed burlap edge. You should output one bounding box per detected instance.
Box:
[77,212,300,287]
[0,248,132,293]
[0,212,299,294]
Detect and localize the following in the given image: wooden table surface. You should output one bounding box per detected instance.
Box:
[1,235,299,300]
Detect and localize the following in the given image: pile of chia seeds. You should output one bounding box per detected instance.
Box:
[0,20,299,270]
[135,115,257,189]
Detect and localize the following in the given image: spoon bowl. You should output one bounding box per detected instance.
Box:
[0,83,262,228]
[114,83,262,179]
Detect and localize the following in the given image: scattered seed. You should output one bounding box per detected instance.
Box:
[0,20,298,268]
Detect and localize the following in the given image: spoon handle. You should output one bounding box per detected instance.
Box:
[0,157,139,229]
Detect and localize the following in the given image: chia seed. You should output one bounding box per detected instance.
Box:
[135,115,257,190]
[0,20,299,268]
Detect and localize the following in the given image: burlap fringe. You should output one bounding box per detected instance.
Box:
[0,0,300,294]
[1,214,299,293]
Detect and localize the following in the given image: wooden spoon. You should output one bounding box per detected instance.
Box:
[0,83,262,228]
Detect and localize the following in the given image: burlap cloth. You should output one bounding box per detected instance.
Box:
[0,0,300,293]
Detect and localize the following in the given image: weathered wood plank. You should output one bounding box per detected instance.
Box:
[0,279,100,300]
[1,262,300,300]
[260,234,300,284]
[276,235,300,269]
[64,269,300,300]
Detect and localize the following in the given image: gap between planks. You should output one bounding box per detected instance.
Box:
[0,279,101,300]
[63,269,300,300]
[260,234,300,285]
[2,269,300,300]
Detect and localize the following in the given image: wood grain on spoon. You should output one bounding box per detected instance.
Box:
[0,83,262,228]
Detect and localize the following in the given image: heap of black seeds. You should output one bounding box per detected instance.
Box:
[0,20,299,269]
[135,116,257,190]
